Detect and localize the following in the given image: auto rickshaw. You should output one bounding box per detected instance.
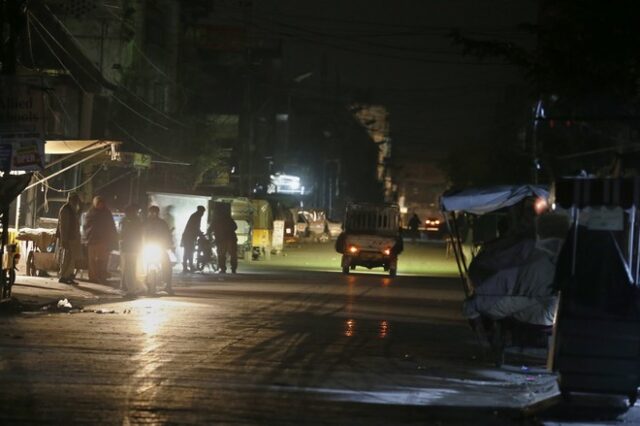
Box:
[335,203,402,276]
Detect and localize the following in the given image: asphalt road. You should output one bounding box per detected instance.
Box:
[0,242,638,425]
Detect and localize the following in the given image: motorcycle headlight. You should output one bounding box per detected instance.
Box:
[142,243,162,268]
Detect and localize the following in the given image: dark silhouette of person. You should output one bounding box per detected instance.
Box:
[211,210,238,274]
[145,205,174,293]
[119,204,143,295]
[181,205,205,273]
[57,192,81,284]
[84,196,118,283]
[408,213,421,242]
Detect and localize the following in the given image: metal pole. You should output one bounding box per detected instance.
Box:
[14,193,20,230]
[629,206,636,281]
[24,148,109,190]
[444,211,470,298]
[571,207,579,276]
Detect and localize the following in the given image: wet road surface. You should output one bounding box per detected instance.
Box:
[0,265,637,425]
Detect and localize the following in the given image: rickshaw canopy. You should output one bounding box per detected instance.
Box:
[441,185,549,215]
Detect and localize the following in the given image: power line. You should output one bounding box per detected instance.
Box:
[30,9,185,129]
[45,8,187,127]
[110,121,179,162]
[35,164,105,193]
[212,10,514,66]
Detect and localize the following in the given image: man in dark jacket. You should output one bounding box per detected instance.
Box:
[211,210,238,274]
[84,196,118,283]
[57,192,81,284]
[119,205,143,295]
[145,205,174,293]
[181,205,205,273]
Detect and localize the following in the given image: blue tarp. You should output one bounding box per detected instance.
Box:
[441,185,549,215]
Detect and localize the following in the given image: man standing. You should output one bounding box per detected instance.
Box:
[211,208,238,274]
[84,196,118,283]
[57,192,81,284]
[145,205,174,294]
[119,204,143,296]
[181,205,205,273]
[408,213,421,243]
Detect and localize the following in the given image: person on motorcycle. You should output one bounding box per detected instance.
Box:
[145,205,174,294]
[119,204,143,296]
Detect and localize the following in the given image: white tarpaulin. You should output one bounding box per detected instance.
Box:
[441,185,549,215]
[44,140,119,155]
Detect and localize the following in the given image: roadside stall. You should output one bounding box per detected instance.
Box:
[550,177,640,406]
[441,185,567,366]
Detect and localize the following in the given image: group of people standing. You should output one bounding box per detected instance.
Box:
[57,193,239,295]
[181,205,238,274]
[58,193,119,285]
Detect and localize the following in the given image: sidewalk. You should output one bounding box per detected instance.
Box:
[4,274,125,310]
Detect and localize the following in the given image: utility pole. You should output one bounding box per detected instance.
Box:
[0,0,24,296]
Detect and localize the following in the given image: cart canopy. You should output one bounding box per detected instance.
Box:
[441,185,549,215]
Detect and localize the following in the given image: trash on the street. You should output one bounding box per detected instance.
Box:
[57,299,72,309]
[95,309,116,314]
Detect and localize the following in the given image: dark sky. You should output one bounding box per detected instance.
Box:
[249,0,538,157]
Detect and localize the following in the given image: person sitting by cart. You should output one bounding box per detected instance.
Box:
[145,205,174,294]
[211,210,238,274]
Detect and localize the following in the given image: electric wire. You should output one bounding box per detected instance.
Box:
[44,6,187,128]
[35,164,104,193]
[28,18,88,94]
[110,121,178,162]
[29,11,178,129]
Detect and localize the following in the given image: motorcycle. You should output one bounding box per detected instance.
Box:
[142,242,171,295]
[193,232,218,273]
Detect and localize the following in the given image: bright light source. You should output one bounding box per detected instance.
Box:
[142,243,163,269]
[534,197,548,215]
[383,248,391,256]
[270,173,305,194]
[348,245,359,254]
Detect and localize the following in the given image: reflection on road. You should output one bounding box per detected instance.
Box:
[124,299,190,425]
[344,319,356,337]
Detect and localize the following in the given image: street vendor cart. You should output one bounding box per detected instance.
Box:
[550,177,640,405]
[441,185,567,366]
[16,227,58,276]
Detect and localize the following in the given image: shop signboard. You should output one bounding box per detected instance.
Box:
[0,133,45,171]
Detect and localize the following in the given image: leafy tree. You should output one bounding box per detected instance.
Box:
[451,0,640,181]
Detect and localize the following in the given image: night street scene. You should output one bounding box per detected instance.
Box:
[2,1,640,425]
